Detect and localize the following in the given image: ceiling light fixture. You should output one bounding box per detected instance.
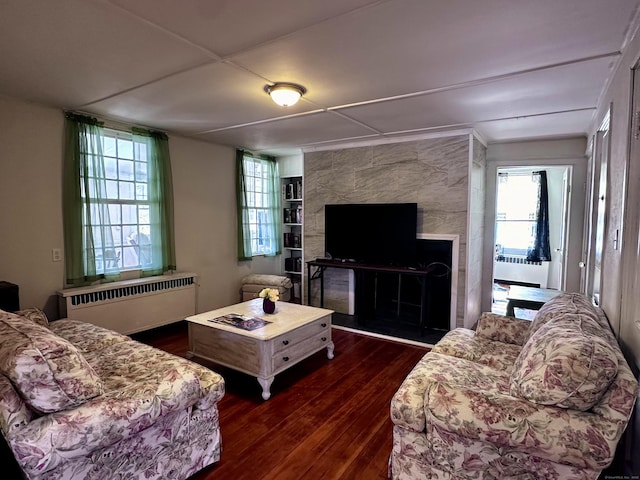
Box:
[264,82,307,107]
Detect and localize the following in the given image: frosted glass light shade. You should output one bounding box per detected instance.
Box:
[264,83,306,107]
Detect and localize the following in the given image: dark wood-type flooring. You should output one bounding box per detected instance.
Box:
[139,322,428,480]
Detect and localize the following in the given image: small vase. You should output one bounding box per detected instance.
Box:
[263,298,276,314]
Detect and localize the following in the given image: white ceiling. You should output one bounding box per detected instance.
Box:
[1,0,639,155]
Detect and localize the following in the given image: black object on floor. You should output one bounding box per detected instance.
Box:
[0,281,19,312]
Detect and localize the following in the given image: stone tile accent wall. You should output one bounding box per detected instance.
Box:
[304,135,471,327]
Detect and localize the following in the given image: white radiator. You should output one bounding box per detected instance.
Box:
[493,257,550,288]
[58,272,197,335]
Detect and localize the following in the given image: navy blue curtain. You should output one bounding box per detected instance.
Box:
[527,171,551,262]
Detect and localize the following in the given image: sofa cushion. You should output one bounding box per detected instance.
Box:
[16,307,49,328]
[510,315,618,411]
[475,312,531,346]
[83,339,224,401]
[241,274,293,288]
[431,328,522,373]
[49,319,130,353]
[526,293,600,342]
[0,312,103,413]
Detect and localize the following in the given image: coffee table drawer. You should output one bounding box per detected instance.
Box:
[273,315,331,353]
[272,331,332,371]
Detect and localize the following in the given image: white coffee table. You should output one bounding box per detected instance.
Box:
[186,299,334,400]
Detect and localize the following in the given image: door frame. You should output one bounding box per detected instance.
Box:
[557,167,571,291]
[582,111,611,305]
[491,165,571,290]
[481,154,588,313]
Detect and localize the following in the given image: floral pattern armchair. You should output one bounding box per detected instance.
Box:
[0,309,225,480]
[390,294,638,480]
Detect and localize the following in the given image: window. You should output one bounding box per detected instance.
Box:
[243,156,274,255]
[84,129,152,272]
[495,172,539,256]
[236,150,281,259]
[64,113,175,285]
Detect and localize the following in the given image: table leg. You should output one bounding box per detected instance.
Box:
[326,341,335,360]
[420,274,427,336]
[505,300,515,317]
[396,273,401,317]
[307,264,311,306]
[258,376,274,400]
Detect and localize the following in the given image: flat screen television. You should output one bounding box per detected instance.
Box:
[324,203,418,266]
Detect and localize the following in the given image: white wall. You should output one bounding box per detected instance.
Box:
[590,29,638,343]
[0,97,65,317]
[588,18,640,476]
[481,138,587,312]
[170,136,280,313]
[0,96,277,319]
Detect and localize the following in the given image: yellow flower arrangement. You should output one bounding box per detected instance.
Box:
[258,288,280,302]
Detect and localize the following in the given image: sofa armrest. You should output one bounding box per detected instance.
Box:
[425,381,621,470]
[476,312,531,345]
[392,351,632,470]
[0,375,33,436]
[391,352,513,434]
[391,354,433,433]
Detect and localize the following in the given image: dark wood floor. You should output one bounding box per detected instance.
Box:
[137,322,429,480]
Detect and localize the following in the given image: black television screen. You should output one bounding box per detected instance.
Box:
[324,203,418,266]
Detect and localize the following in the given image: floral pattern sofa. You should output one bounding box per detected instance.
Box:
[390,293,638,479]
[0,308,225,480]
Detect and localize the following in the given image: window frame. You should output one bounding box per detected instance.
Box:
[495,173,539,256]
[81,128,154,273]
[241,155,279,256]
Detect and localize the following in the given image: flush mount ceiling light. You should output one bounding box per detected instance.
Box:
[264,82,307,107]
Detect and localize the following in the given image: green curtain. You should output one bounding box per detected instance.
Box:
[133,128,176,276]
[266,158,282,256]
[236,149,252,260]
[64,115,176,285]
[236,149,282,260]
[63,113,117,285]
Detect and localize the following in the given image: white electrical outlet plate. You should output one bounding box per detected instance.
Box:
[52,248,62,262]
